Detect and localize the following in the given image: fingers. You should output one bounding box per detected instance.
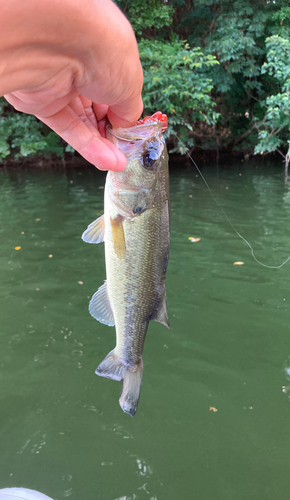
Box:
[92,103,109,137]
[68,96,98,133]
[77,96,98,128]
[92,103,108,122]
[4,88,78,117]
[37,105,127,171]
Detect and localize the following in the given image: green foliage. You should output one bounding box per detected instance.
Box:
[168,0,290,158]
[3,0,290,162]
[115,0,174,35]
[0,97,64,160]
[254,36,290,158]
[139,37,220,152]
[273,7,290,36]
[262,35,290,83]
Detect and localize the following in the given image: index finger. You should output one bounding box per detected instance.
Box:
[37,105,127,171]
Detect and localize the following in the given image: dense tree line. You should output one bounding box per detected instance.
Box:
[1,0,290,163]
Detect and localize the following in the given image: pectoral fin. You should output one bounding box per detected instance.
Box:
[153,291,170,329]
[110,214,126,259]
[82,215,105,244]
[89,281,115,326]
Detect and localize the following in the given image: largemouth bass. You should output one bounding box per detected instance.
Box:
[82,112,170,417]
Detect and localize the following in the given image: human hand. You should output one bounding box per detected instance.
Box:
[1,0,143,171]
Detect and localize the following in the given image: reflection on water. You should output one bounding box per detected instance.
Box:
[1,163,290,500]
[282,362,290,398]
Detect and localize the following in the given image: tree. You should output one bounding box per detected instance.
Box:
[2,0,290,162]
[0,97,65,160]
[139,37,219,153]
[254,35,290,168]
[117,0,220,153]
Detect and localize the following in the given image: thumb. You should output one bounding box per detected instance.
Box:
[107,94,144,129]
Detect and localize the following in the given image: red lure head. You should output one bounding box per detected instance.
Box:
[133,112,168,133]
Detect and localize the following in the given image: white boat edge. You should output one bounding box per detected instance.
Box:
[0,489,53,500]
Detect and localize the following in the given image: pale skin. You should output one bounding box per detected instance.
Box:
[0,0,143,171]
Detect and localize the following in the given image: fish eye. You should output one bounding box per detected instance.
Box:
[142,149,159,170]
[143,152,156,169]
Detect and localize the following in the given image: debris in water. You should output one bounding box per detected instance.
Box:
[234,261,244,265]
[189,237,201,242]
[15,246,21,251]
[209,406,218,412]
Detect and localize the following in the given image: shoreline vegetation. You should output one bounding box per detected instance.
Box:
[0,149,285,172]
[1,0,290,167]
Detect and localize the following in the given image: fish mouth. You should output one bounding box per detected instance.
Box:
[106,122,165,159]
[106,122,162,142]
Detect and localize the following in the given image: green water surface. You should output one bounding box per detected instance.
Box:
[0,162,290,500]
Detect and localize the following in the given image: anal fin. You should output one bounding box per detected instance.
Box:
[82,215,105,244]
[96,350,125,381]
[89,281,115,326]
[153,290,170,329]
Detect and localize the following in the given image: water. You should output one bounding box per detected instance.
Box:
[1,162,290,500]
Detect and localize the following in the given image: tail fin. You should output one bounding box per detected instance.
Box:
[119,360,143,417]
[95,351,143,417]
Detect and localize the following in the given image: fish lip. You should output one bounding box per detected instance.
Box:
[106,123,161,143]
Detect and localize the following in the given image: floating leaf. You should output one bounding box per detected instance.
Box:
[234,261,244,265]
[15,246,21,250]
[209,406,218,412]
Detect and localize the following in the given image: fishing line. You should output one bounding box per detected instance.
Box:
[174,134,290,269]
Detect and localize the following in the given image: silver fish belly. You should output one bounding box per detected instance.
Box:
[82,120,170,417]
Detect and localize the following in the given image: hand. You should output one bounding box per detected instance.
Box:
[1,0,143,171]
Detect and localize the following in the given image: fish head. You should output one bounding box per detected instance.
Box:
[106,115,168,218]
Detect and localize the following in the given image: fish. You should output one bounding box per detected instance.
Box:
[82,112,170,417]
